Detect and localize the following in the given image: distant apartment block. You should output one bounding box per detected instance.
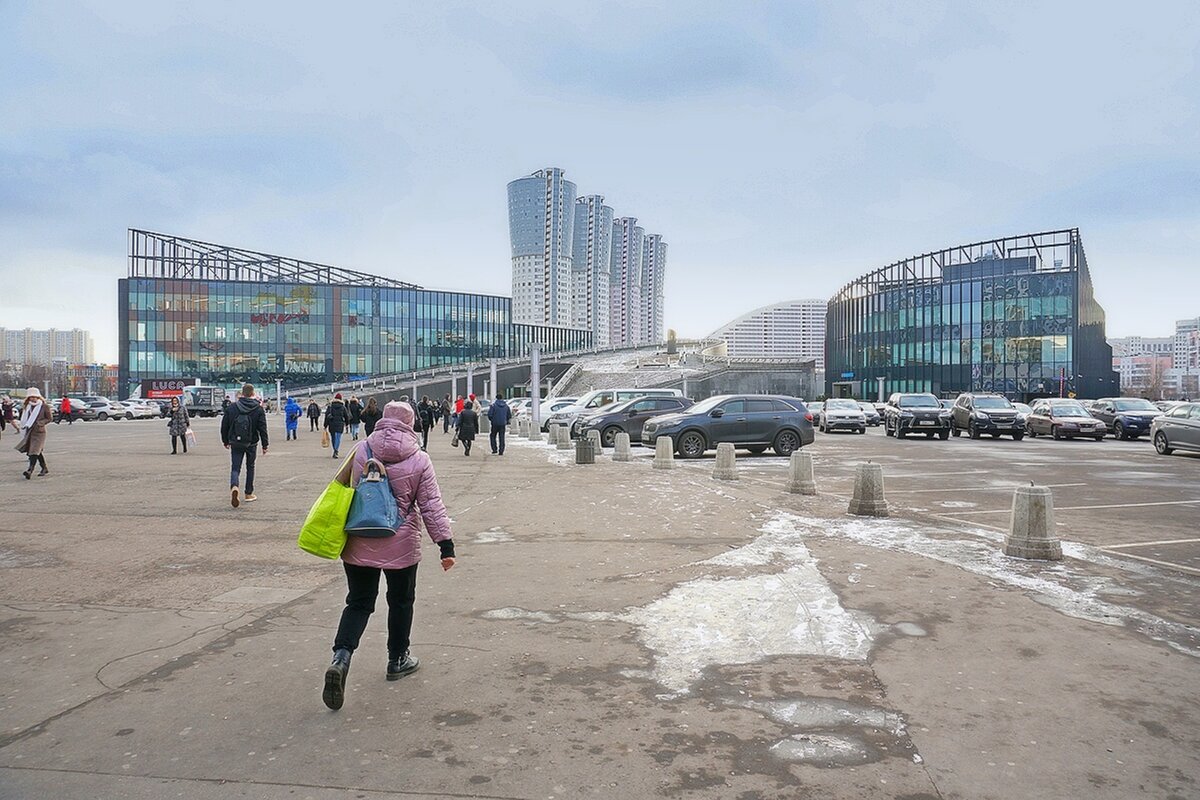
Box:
[709,300,828,368]
[0,327,95,366]
[1109,317,1200,398]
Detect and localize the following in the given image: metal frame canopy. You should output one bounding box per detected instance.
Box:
[127,229,421,289]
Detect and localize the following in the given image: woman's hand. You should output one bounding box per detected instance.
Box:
[441,557,456,572]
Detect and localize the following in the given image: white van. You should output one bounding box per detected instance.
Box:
[544,387,684,431]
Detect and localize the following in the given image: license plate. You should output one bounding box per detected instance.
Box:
[919,420,935,426]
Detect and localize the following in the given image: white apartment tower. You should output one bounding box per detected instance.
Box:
[507,168,577,327]
[641,233,667,345]
[570,195,614,348]
[609,218,645,347]
[0,327,95,365]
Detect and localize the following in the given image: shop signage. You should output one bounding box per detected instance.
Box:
[141,378,197,399]
[250,311,310,327]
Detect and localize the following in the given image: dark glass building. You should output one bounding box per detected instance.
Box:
[826,229,1118,402]
[118,230,591,397]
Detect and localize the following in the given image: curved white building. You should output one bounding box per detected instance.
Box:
[708,299,827,367]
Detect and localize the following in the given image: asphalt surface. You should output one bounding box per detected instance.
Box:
[0,414,1197,799]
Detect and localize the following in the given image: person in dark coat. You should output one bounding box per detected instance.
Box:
[441,395,452,433]
[348,395,363,440]
[167,396,191,454]
[220,383,269,507]
[456,401,478,456]
[307,399,321,431]
[360,397,382,437]
[417,395,435,451]
[324,394,348,458]
[487,392,511,455]
[16,388,53,478]
[0,395,14,436]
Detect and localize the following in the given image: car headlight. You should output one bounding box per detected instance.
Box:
[900,411,914,418]
[973,412,991,421]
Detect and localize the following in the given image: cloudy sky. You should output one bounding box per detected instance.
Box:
[2,1,1198,362]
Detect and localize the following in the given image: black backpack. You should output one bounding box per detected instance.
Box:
[232,407,254,445]
[420,404,434,425]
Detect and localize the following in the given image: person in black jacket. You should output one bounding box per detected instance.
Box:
[347,395,363,440]
[324,394,348,458]
[220,383,269,508]
[417,395,435,451]
[307,399,321,431]
[360,397,382,437]
[456,402,478,456]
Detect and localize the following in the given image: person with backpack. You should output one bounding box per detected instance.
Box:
[456,399,478,456]
[307,399,321,431]
[348,395,363,441]
[220,383,269,507]
[322,400,456,711]
[441,395,452,433]
[284,396,302,441]
[417,396,435,451]
[324,394,348,458]
[360,397,382,436]
[487,392,511,455]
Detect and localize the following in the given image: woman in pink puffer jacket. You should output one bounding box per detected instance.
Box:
[323,401,456,711]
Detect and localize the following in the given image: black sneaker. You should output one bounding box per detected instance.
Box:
[386,652,419,681]
[323,648,352,710]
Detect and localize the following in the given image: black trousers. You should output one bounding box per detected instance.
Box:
[309,417,319,431]
[421,423,430,450]
[171,434,188,453]
[333,562,418,659]
[490,426,505,454]
[230,445,257,495]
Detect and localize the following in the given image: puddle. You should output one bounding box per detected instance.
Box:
[481,607,559,623]
[770,733,873,766]
[893,622,927,637]
[938,500,978,509]
[474,528,514,544]
[740,697,905,735]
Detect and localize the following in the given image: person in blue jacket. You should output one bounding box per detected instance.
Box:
[487,392,512,455]
[284,396,302,440]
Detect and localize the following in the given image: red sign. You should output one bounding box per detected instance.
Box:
[141,378,194,399]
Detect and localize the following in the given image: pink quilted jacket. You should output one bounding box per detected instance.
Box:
[341,405,453,570]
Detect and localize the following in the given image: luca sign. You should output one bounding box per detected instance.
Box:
[141,378,196,398]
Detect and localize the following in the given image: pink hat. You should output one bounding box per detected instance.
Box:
[383,400,415,426]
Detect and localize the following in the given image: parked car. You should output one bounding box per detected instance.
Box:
[882,393,951,439]
[1089,397,1163,440]
[79,398,125,421]
[642,394,814,458]
[54,398,96,422]
[950,393,1025,440]
[118,400,159,420]
[547,387,685,437]
[1151,402,1200,456]
[858,402,881,426]
[817,398,867,434]
[1013,401,1033,417]
[1025,399,1107,440]
[537,397,580,431]
[577,396,696,446]
[1154,400,1184,413]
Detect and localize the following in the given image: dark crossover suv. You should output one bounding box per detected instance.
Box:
[641,394,815,458]
[576,396,695,447]
[1089,397,1162,440]
[951,393,1025,440]
[883,393,951,439]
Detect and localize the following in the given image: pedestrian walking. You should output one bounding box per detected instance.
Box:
[452,395,464,430]
[56,395,74,425]
[417,396,435,451]
[307,399,321,431]
[1,395,13,437]
[16,388,52,479]
[456,400,478,456]
[221,395,231,415]
[361,397,382,437]
[324,394,348,458]
[167,397,191,454]
[221,383,269,507]
[284,396,302,441]
[487,392,511,455]
[322,400,456,711]
[441,395,452,433]
[348,395,363,440]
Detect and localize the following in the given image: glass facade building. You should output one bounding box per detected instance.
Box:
[119,230,591,398]
[826,229,1117,402]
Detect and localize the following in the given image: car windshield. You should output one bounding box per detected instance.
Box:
[974,396,1014,410]
[593,398,637,415]
[898,394,940,409]
[1113,399,1157,412]
[689,396,728,414]
[1051,402,1089,416]
[827,399,859,410]
[858,403,876,411]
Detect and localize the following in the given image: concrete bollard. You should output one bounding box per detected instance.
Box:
[575,436,596,465]
[848,462,888,517]
[613,432,633,462]
[653,435,676,470]
[1004,485,1062,560]
[556,424,572,450]
[712,442,738,481]
[586,429,602,452]
[785,449,817,495]
[480,413,491,434]
[526,418,541,442]
[517,417,530,437]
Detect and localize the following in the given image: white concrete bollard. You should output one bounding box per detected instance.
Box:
[848,462,888,517]
[517,417,530,436]
[1004,485,1062,560]
[785,449,817,495]
[653,435,676,470]
[526,418,541,442]
[712,442,738,481]
[586,429,602,451]
[556,424,572,450]
[613,432,633,462]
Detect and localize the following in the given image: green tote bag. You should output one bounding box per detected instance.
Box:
[297,448,358,559]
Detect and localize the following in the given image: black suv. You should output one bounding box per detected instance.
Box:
[1089,397,1162,440]
[950,393,1025,440]
[577,396,695,447]
[883,393,951,439]
[641,394,815,458]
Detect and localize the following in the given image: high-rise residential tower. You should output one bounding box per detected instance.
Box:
[570,195,614,347]
[642,234,667,345]
[507,168,577,327]
[609,218,645,347]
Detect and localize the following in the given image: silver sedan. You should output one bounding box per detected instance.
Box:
[1151,402,1200,456]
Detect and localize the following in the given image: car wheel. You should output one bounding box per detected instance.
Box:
[747,445,768,454]
[125,413,134,420]
[1027,424,1037,437]
[990,432,1000,438]
[1114,422,1125,440]
[773,430,800,457]
[938,430,949,440]
[1093,435,1105,441]
[1051,425,1062,440]
[968,422,981,439]
[98,412,107,420]
[925,432,934,439]
[677,431,706,459]
[856,427,865,434]
[896,427,906,439]
[1012,432,1024,441]
[601,426,622,448]
[1154,432,1174,455]
[951,426,961,437]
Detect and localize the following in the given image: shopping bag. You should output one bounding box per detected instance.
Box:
[321,429,330,449]
[185,428,196,447]
[344,443,401,538]
[297,449,358,559]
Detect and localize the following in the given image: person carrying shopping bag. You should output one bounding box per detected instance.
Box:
[167,396,191,454]
[324,394,348,458]
[321,400,456,711]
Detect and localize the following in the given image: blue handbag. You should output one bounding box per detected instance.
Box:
[344,443,402,538]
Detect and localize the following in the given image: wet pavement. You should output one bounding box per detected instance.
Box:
[0,416,1197,799]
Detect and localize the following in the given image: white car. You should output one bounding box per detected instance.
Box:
[118,400,158,420]
[545,388,686,436]
[818,398,867,434]
[538,397,579,431]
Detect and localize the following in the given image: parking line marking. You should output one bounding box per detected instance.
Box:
[890,483,1087,494]
[1097,551,1200,578]
[1100,537,1200,549]
[935,499,1200,516]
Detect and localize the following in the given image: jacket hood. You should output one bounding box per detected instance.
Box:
[330,398,344,406]
[366,412,421,463]
[285,398,301,410]
[235,397,260,412]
